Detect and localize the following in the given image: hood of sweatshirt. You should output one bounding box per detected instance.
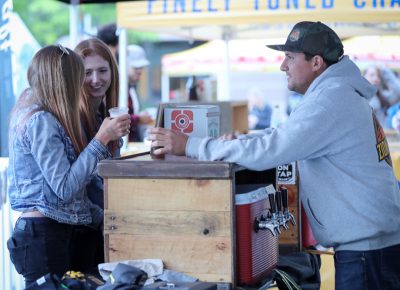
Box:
[307,55,377,101]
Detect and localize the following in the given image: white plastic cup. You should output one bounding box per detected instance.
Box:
[108,107,129,118]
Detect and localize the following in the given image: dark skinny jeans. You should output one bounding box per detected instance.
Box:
[7,217,104,288]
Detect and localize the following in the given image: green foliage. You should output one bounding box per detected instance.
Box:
[13,0,159,46]
[13,0,71,46]
[80,2,116,32]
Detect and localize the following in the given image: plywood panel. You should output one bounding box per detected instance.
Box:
[106,179,232,211]
[277,206,299,244]
[107,234,233,282]
[104,209,231,236]
[276,180,301,251]
[284,184,299,207]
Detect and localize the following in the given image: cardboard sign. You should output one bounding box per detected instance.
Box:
[277,162,296,184]
[164,105,220,138]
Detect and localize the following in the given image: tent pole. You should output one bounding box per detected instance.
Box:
[118,27,128,151]
[69,0,79,48]
[118,28,128,108]
[221,26,232,101]
[161,73,170,103]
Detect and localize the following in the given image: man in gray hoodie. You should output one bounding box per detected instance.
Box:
[148,21,400,289]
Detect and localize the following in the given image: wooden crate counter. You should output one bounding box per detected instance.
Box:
[98,154,299,287]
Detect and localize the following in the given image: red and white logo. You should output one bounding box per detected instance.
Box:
[289,29,300,42]
[171,110,194,133]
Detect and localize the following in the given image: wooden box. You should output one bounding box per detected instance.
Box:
[98,154,300,287]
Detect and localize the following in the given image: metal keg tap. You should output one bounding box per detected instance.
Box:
[275,190,289,230]
[280,186,296,226]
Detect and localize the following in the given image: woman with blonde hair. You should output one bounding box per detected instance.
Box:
[7,44,130,287]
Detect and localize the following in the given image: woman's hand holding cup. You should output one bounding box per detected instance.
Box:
[95,107,131,146]
[108,107,129,119]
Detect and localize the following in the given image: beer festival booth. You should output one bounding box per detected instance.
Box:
[96,1,400,289]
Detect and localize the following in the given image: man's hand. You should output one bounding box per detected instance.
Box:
[147,127,189,156]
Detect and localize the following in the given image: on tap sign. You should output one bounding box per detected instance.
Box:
[277,163,296,185]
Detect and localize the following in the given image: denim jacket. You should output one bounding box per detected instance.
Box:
[8,105,111,228]
[83,107,122,209]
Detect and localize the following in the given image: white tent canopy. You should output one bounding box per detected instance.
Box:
[162,39,285,75]
[161,39,287,102]
[162,36,400,76]
[160,35,400,102]
[343,35,400,68]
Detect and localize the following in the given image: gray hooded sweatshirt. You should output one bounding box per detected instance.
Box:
[186,56,400,251]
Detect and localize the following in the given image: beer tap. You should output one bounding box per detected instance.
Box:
[275,190,289,230]
[254,185,287,236]
[268,193,282,235]
[254,215,278,236]
[280,187,296,226]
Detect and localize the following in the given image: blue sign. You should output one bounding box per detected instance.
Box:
[0,0,14,156]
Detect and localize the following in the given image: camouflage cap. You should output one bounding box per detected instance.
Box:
[267,21,344,62]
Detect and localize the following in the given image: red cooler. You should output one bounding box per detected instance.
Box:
[235,185,279,286]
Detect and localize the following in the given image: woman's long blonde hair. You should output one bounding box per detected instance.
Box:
[23,45,85,154]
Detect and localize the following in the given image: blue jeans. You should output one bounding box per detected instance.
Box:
[334,244,400,290]
[7,217,74,287]
[70,225,104,274]
[7,217,103,288]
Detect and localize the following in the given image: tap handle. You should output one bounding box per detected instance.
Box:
[274,225,282,235]
[268,193,277,214]
[281,186,288,210]
[254,217,260,233]
[290,214,297,226]
[275,190,282,212]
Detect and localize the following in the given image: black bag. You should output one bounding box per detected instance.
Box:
[97,263,148,290]
[273,252,321,290]
[24,274,65,290]
[25,271,105,290]
[61,271,104,290]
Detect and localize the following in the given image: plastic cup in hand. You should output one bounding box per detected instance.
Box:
[108,107,128,118]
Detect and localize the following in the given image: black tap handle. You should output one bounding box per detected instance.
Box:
[275,190,282,212]
[281,187,288,210]
[268,193,277,214]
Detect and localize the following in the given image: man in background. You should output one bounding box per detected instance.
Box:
[97,22,118,60]
[127,44,153,141]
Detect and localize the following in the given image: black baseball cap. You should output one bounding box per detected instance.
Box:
[267,21,344,62]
